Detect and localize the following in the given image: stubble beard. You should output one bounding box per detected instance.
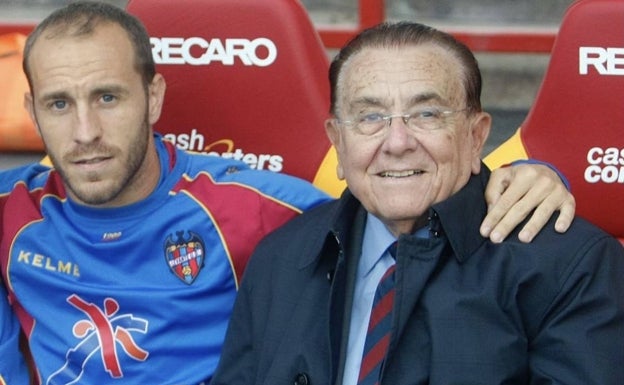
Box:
[51,118,152,207]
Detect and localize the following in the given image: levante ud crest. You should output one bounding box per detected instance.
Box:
[164,231,205,284]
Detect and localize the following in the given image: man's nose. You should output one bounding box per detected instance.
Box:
[72,105,102,143]
[383,114,419,152]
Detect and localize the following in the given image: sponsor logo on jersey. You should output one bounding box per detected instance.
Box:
[584,146,624,183]
[16,250,80,277]
[164,231,205,284]
[48,295,149,384]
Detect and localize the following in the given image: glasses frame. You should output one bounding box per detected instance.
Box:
[336,107,470,136]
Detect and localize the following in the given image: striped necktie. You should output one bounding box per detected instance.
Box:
[357,243,397,385]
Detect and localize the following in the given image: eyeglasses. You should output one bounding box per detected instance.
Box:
[336,107,469,136]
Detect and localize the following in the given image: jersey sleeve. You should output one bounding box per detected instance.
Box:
[0,284,30,385]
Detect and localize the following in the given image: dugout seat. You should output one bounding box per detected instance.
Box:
[485,0,624,244]
[0,33,44,152]
[126,0,345,196]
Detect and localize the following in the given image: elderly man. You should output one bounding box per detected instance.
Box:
[212,22,624,385]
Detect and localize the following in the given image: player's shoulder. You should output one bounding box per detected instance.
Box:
[178,149,331,207]
[0,161,52,195]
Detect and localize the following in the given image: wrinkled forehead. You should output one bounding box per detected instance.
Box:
[336,44,467,111]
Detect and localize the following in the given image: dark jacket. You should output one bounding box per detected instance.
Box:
[212,168,624,385]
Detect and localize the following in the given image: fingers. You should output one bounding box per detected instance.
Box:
[554,194,576,233]
[481,175,539,243]
[481,163,576,243]
[483,165,511,209]
[481,165,532,242]
[517,186,576,242]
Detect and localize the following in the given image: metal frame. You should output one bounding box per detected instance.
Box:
[0,0,557,53]
[317,0,557,52]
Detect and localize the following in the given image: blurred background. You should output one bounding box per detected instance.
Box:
[0,0,576,168]
[0,0,575,25]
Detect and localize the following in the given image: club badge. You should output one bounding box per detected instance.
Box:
[164,231,205,284]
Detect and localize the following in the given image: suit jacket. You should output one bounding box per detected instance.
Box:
[212,168,624,385]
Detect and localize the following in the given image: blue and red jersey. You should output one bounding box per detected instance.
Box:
[0,136,329,384]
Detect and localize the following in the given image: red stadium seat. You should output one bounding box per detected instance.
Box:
[126,0,345,196]
[0,33,44,152]
[485,0,624,244]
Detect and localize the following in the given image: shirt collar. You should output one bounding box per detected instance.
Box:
[360,212,436,278]
[431,167,490,262]
[359,213,397,278]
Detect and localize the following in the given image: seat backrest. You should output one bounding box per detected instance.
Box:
[126,0,345,196]
[0,33,44,152]
[485,0,624,243]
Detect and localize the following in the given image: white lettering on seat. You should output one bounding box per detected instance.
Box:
[151,37,278,67]
[163,130,284,172]
[585,147,624,183]
[579,47,624,75]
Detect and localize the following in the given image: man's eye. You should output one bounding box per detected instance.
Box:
[101,94,116,103]
[51,100,67,110]
[415,108,441,119]
[359,113,385,123]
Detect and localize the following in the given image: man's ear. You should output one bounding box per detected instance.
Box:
[148,73,166,126]
[23,92,41,135]
[324,118,345,180]
[470,111,492,174]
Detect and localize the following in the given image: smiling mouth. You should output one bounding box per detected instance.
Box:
[379,170,425,178]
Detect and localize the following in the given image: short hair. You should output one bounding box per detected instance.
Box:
[23,1,155,91]
[328,21,483,115]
